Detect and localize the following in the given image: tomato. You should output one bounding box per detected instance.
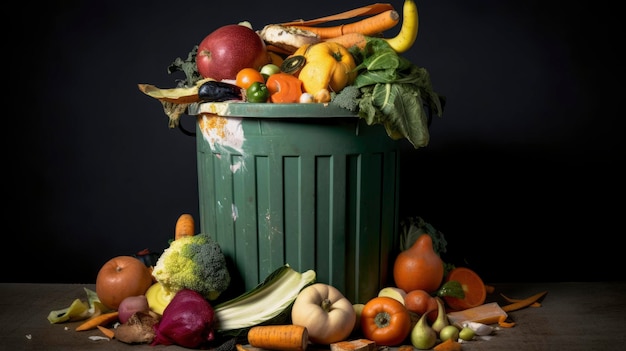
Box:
[361,296,412,346]
[235,67,265,90]
[95,256,154,310]
[405,289,439,322]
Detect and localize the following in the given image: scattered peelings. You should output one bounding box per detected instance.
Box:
[84,287,112,314]
[47,288,111,324]
[47,299,90,324]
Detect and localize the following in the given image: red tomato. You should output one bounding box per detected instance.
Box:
[235,68,265,90]
[361,296,412,346]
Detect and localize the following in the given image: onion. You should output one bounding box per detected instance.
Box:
[151,289,215,348]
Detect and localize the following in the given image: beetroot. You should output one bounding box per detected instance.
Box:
[151,289,216,348]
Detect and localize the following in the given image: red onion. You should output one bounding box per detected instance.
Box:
[151,289,215,348]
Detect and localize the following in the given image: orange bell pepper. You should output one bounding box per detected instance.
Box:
[265,73,304,103]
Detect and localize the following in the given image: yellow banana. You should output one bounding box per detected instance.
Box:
[385,0,419,53]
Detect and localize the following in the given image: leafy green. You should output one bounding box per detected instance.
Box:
[348,38,445,148]
[399,216,448,255]
[436,280,465,299]
[167,45,201,88]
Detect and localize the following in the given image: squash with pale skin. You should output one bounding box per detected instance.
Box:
[291,283,356,345]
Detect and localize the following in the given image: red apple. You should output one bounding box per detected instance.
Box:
[196,24,271,81]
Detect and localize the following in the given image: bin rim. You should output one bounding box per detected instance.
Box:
[187,101,359,118]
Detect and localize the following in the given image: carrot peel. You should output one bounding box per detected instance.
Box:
[433,338,462,351]
[280,3,395,27]
[498,315,516,328]
[501,291,548,312]
[500,293,541,307]
[97,325,115,339]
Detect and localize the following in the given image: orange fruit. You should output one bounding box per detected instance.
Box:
[95,256,154,310]
[235,67,265,90]
[443,267,487,311]
[393,234,444,294]
[405,289,438,315]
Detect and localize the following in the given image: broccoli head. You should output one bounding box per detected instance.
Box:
[152,233,231,301]
[329,84,362,112]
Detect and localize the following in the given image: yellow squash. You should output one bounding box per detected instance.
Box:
[292,42,357,102]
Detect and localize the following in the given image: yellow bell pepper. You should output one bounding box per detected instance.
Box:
[292,42,357,103]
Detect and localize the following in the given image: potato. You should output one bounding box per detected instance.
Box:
[118,295,150,324]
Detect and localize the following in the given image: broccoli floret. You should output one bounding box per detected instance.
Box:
[152,233,230,301]
[330,85,362,112]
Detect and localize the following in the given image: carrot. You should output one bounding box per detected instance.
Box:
[433,338,462,351]
[324,32,370,50]
[501,290,548,312]
[247,325,308,351]
[291,10,400,39]
[175,213,195,240]
[281,3,395,27]
[75,311,119,331]
[266,73,304,103]
[97,325,115,339]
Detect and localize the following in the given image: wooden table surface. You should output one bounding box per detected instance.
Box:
[1,281,625,351]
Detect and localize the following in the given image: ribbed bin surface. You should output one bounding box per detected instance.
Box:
[195,112,400,303]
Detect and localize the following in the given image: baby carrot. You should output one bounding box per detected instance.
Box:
[291,10,400,39]
[175,213,195,240]
[75,311,119,331]
[247,325,309,351]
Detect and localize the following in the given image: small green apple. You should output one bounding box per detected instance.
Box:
[439,325,460,342]
[459,326,475,341]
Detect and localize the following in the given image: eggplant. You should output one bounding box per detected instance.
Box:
[198,80,243,102]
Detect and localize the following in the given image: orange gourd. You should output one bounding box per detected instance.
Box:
[393,234,444,294]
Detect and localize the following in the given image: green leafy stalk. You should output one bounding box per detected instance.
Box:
[347,38,445,148]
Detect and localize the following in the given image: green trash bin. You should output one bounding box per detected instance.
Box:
[188,102,401,303]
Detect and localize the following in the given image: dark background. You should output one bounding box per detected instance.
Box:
[8,0,623,284]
